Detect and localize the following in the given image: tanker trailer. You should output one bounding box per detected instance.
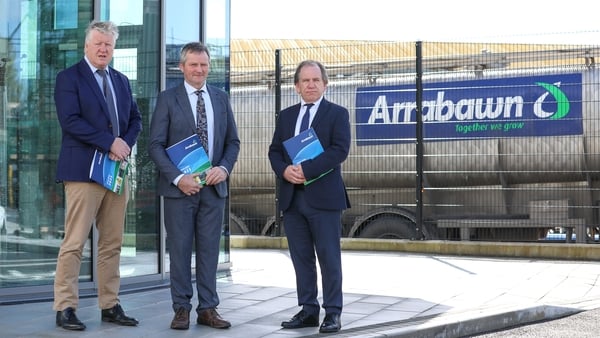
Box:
[229,64,600,242]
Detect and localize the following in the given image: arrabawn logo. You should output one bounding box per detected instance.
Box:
[534,82,570,119]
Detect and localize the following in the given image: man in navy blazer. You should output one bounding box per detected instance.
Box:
[148,42,240,331]
[53,21,142,331]
[268,60,351,334]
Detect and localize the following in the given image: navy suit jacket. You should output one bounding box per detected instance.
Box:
[269,98,351,211]
[148,83,240,198]
[54,59,142,182]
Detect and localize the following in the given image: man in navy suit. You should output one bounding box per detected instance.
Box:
[148,42,240,330]
[53,20,142,331]
[268,60,351,333]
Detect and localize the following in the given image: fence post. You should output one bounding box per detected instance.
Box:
[415,41,424,239]
[273,49,282,236]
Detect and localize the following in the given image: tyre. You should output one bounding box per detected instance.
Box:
[358,215,418,239]
[229,214,250,235]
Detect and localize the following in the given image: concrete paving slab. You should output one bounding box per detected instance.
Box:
[1,248,600,337]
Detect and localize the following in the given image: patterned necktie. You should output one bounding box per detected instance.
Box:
[195,90,209,151]
[97,69,119,136]
[300,103,314,132]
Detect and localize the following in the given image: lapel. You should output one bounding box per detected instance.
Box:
[311,98,328,128]
[287,103,302,138]
[78,60,106,109]
[107,67,124,129]
[108,67,121,113]
[77,60,116,128]
[207,86,224,137]
[175,84,197,132]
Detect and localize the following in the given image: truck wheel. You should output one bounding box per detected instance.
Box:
[229,214,250,235]
[260,216,280,236]
[358,215,418,239]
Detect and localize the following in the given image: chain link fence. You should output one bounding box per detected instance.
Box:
[228,40,600,244]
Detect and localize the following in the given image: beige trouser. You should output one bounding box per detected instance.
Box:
[53,181,128,311]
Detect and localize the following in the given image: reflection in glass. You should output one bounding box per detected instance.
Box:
[0,0,162,288]
[105,0,161,278]
[204,0,232,264]
[165,0,200,90]
[0,0,230,296]
[0,0,94,288]
[164,0,232,271]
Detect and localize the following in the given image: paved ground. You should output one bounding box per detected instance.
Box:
[2,248,600,337]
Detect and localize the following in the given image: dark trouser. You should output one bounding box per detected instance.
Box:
[284,189,343,316]
[164,186,225,313]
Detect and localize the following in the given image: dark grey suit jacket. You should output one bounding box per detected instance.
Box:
[148,83,240,198]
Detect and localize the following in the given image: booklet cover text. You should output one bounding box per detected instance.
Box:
[166,134,212,185]
[283,128,331,185]
[89,150,129,195]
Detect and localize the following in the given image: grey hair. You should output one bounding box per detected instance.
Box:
[85,20,119,43]
[180,42,211,64]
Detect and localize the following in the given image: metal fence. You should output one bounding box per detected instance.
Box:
[228,40,600,244]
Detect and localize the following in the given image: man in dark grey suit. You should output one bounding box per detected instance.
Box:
[268,60,351,334]
[148,42,240,331]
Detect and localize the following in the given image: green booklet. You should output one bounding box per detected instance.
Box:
[89,150,129,194]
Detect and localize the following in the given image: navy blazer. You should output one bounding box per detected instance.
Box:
[54,59,142,182]
[148,83,240,198]
[269,98,351,211]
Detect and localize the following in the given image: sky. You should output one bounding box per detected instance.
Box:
[230,0,600,45]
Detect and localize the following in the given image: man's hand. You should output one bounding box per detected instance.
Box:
[109,137,131,161]
[177,174,203,196]
[204,166,228,186]
[283,164,306,185]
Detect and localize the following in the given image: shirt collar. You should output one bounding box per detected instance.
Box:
[84,56,109,75]
[301,96,324,110]
[184,81,207,95]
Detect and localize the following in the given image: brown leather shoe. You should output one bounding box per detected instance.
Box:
[196,308,231,329]
[170,308,190,330]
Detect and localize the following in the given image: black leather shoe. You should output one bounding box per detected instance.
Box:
[281,310,319,329]
[319,313,341,333]
[101,303,139,326]
[56,307,86,331]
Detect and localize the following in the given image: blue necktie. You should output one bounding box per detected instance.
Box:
[300,103,314,132]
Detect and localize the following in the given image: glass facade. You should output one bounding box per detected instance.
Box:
[0,0,231,302]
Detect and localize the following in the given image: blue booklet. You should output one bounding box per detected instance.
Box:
[89,150,129,195]
[166,134,212,185]
[283,128,332,185]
